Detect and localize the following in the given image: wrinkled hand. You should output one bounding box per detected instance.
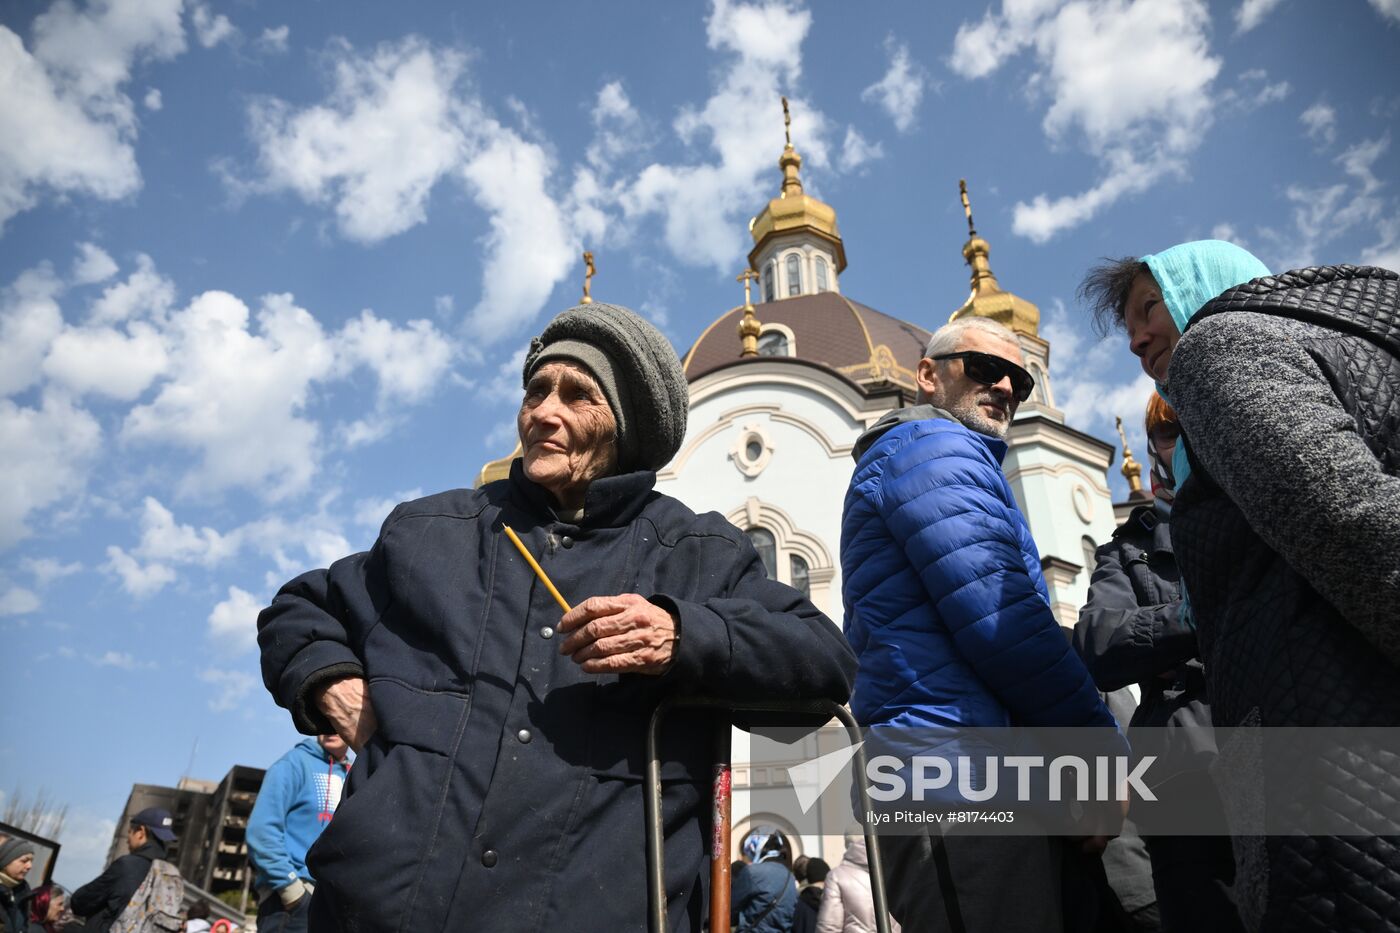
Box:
[316,676,379,754]
[558,594,679,675]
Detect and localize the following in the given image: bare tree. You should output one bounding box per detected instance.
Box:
[2,788,68,840]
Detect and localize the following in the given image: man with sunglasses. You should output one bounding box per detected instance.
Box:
[841,317,1122,933]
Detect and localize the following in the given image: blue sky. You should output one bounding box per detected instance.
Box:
[2,0,1397,889]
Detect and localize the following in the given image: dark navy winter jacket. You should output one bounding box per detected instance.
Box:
[841,407,1117,742]
[258,461,856,933]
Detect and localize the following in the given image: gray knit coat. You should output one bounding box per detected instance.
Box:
[1168,265,1400,931]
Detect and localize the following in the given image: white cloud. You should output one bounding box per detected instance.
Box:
[0,586,40,615]
[71,242,118,285]
[951,0,1221,243]
[122,290,336,498]
[189,2,237,48]
[339,308,456,403]
[22,556,83,586]
[1301,101,1337,147]
[256,25,290,54]
[861,36,927,133]
[354,490,421,528]
[1235,0,1285,33]
[43,320,169,400]
[1211,222,1248,247]
[460,131,577,342]
[1013,151,1172,244]
[618,0,839,271]
[136,496,239,564]
[837,126,884,173]
[200,667,258,712]
[245,37,468,243]
[0,392,102,549]
[207,585,262,655]
[1369,0,1400,22]
[103,544,176,597]
[1229,69,1290,111]
[90,649,154,670]
[0,0,186,231]
[0,264,65,396]
[588,81,650,174]
[1259,136,1390,269]
[89,253,176,324]
[143,87,161,111]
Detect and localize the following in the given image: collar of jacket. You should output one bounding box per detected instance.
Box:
[508,458,657,529]
[1115,503,1174,557]
[1187,264,1400,358]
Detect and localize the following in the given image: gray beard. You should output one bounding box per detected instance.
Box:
[945,392,1010,439]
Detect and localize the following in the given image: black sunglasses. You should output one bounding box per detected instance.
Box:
[931,351,1035,403]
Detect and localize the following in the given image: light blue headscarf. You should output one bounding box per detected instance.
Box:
[1140,240,1270,491]
[1138,240,1269,631]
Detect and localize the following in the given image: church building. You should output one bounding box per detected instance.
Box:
[477,109,1148,865]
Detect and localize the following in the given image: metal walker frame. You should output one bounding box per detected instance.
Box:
[644,697,892,933]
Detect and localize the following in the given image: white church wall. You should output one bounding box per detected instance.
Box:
[655,368,871,619]
[1002,426,1118,625]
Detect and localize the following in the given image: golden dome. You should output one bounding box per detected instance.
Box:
[475,441,520,487]
[747,101,846,273]
[950,181,1039,338]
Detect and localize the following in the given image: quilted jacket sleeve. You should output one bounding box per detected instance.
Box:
[1171,314,1400,661]
[875,423,1117,729]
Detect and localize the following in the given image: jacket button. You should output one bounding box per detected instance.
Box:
[561,535,574,548]
[481,850,497,868]
[517,729,532,744]
[540,626,554,639]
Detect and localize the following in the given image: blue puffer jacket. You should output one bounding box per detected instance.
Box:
[842,406,1117,739]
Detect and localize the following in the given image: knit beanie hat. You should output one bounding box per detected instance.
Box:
[522,303,689,472]
[0,837,35,872]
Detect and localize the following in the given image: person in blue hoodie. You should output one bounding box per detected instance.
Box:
[841,316,1124,933]
[247,735,350,933]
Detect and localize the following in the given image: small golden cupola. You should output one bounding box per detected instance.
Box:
[951,180,1041,338]
[747,98,846,303]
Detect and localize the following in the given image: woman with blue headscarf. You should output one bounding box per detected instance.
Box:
[731,826,797,933]
[1081,244,1400,931]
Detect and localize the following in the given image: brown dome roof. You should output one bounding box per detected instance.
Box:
[682,292,932,395]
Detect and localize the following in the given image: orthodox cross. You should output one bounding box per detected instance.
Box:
[580,251,595,304]
[960,179,977,238]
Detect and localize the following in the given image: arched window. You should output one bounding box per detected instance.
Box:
[1081,536,1098,582]
[757,330,790,357]
[1029,362,1049,405]
[762,266,775,303]
[789,555,810,598]
[815,256,829,292]
[748,527,778,579]
[785,254,801,296]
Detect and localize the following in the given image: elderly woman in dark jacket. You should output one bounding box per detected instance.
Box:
[258,302,857,933]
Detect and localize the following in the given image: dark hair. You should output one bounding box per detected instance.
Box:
[187,901,211,920]
[793,854,810,883]
[805,858,830,884]
[1079,257,1151,337]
